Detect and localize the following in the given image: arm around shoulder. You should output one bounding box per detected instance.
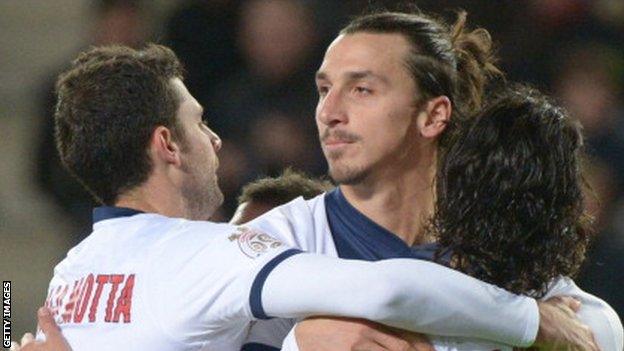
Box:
[259,253,539,347]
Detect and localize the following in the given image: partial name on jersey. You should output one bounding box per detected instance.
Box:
[46,273,135,325]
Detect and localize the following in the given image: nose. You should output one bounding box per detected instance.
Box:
[317,89,347,127]
[209,128,222,153]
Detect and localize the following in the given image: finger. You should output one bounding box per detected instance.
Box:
[353,341,392,351]
[554,296,582,312]
[547,296,579,319]
[570,324,598,351]
[37,307,61,337]
[409,337,435,351]
[369,330,413,351]
[20,333,34,346]
[394,331,434,351]
[555,303,577,319]
[10,341,21,351]
[587,326,600,351]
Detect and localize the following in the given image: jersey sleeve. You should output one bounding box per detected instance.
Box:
[256,253,540,347]
[544,276,623,351]
[144,222,302,343]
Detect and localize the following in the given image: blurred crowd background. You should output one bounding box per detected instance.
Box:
[1,0,623,337]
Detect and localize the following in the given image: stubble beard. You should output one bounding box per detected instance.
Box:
[326,153,370,185]
[181,161,223,221]
[320,129,368,185]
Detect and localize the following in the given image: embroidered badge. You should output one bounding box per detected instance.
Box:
[228,227,283,258]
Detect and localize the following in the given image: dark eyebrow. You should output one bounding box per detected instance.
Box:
[345,70,388,85]
[315,71,328,81]
[315,70,388,85]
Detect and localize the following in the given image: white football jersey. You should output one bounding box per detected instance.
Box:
[42,206,541,351]
[43,208,293,351]
[245,193,623,351]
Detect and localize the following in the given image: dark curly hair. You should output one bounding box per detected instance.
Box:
[431,84,592,298]
[55,44,184,205]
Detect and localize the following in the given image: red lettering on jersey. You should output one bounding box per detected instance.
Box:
[49,285,62,317]
[50,273,136,324]
[62,279,82,323]
[113,274,135,323]
[55,285,69,320]
[43,288,55,325]
[74,274,94,323]
[89,274,110,322]
[53,285,62,300]
[104,275,124,322]
[44,288,54,309]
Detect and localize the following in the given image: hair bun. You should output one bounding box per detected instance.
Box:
[450,11,503,115]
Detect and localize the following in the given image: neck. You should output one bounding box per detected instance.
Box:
[115,176,188,219]
[339,154,436,246]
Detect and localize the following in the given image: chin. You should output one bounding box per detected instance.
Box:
[182,181,223,221]
[329,164,369,185]
[194,200,220,221]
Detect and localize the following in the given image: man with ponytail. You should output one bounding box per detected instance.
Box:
[242,8,613,351]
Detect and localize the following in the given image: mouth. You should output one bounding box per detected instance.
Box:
[323,139,352,146]
[321,130,359,150]
[322,139,354,154]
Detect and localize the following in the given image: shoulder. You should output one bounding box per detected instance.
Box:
[176,218,238,238]
[247,195,320,235]
[545,276,623,351]
[247,193,332,252]
[149,216,238,246]
[269,193,327,219]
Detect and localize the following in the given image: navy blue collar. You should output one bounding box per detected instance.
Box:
[93,206,145,224]
[324,187,449,264]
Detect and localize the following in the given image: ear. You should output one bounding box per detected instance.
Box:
[417,96,452,139]
[149,126,182,167]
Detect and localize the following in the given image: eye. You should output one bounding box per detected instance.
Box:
[354,86,372,95]
[317,85,329,97]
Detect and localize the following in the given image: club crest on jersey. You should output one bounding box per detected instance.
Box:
[228,227,283,258]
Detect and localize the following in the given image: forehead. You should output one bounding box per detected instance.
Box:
[319,32,412,77]
[170,78,202,117]
[170,77,190,101]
